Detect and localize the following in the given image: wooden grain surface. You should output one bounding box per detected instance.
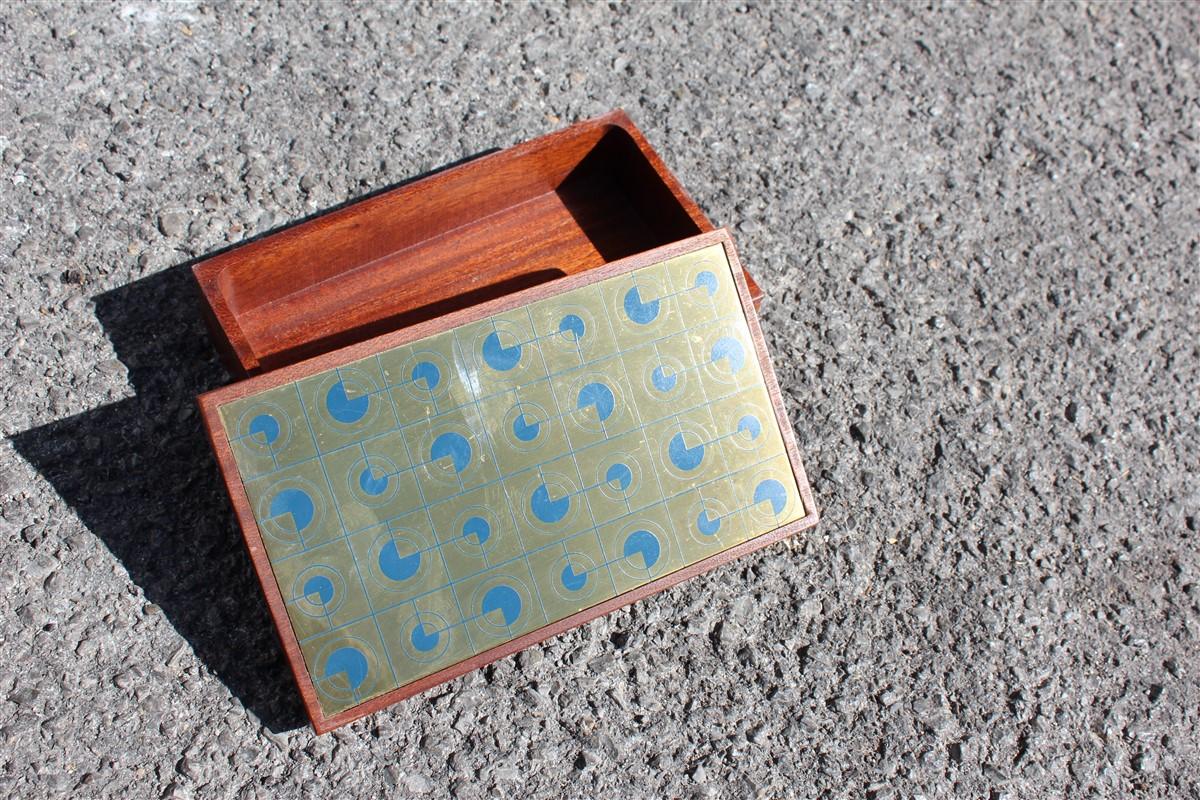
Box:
[193,110,764,377]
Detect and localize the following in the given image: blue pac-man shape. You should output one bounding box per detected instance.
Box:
[326,380,370,423]
[753,479,788,516]
[482,330,522,371]
[695,270,719,296]
[512,412,541,442]
[481,584,522,627]
[461,515,491,546]
[668,432,705,471]
[379,539,420,581]
[410,360,441,392]
[248,413,280,446]
[559,313,586,342]
[410,621,441,653]
[358,465,390,496]
[531,483,570,524]
[324,646,368,691]
[268,488,315,532]
[560,563,588,591]
[651,364,677,393]
[737,414,762,441]
[577,381,615,422]
[302,574,335,605]
[430,431,471,473]
[696,509,722,536]
[710,336,746,374]
[606,462,633,493]
[623,285,660,325]
[623,529,661,570]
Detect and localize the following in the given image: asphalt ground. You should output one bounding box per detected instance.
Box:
[1,2,1197,797]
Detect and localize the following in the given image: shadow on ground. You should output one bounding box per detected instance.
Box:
[8,150,502,733]
[9,259,310,732]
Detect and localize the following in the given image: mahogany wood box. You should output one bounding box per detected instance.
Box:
[194,110,762,377]
[192,112,811,734]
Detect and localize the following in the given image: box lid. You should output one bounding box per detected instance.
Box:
[197,229,814,733]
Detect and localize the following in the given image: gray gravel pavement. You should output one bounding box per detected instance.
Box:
[2,1,1198,797]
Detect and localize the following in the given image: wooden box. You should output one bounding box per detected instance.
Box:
[193,113,814,734]
[193,110,762,377]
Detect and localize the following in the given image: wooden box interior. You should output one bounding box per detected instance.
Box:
[194,110,762,377]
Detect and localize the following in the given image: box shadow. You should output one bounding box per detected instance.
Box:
[8,149,502,734]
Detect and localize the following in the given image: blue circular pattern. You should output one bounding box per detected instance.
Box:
[358,464,390,496]
[651,365,678,393]
[410,360,441,392]
[410,620,441,653]
[324,646,369,691]
[430,431,472,473]
[326,380,370,423]
[482,330,522,371]
[623,285,660,325]
[668,432,705,472]
[248,413,280,446]
[694,270,718,297]
[512,411,541,442]
[623,529,661,570]
[302,575,335,605]
[605,462,633,493]
[531,483,570,524]
[401,611,451,662]
[481,584,522,627]
[294,565,346,618]
[378,539,421,581]
[268,488,315,533]
[577,381,615,422]
[560,562,588,591]
[753,479,788,516]
[710,336,746,375]
[737,414,762,441]
[552,552,598,600]
[696,509,722,536]
[504,400,550,451]
[461,515,491,546]
[559,313,586,341]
